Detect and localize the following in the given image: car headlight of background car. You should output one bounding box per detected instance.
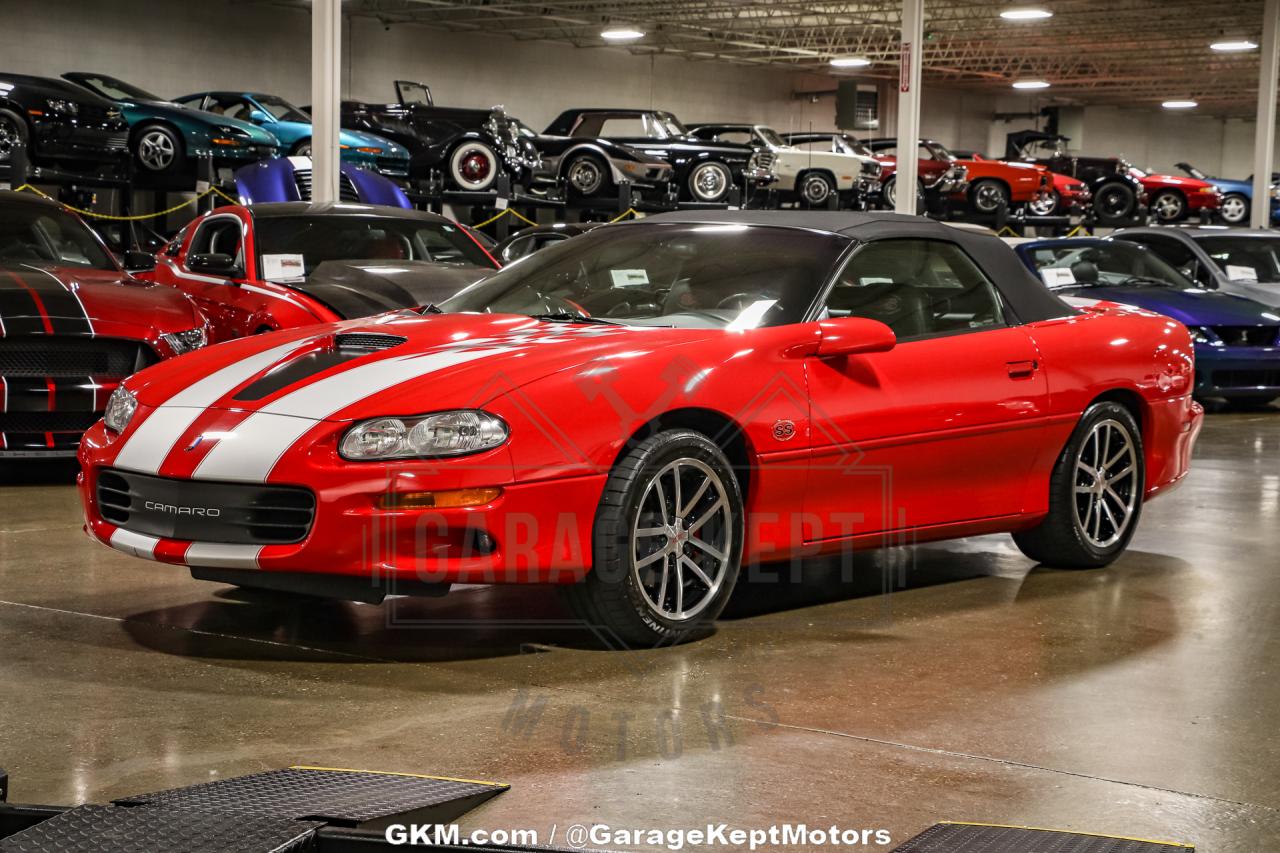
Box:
[104,387,137,433]
[340,410,508,461]
[43,98,79,116]
[161,327,208,354]
[1189,326,1222,346]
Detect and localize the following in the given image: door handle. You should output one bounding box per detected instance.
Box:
[1007,360,1039,379]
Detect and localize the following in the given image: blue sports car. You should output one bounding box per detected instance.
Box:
[233,156,411,208]
[1014,237,1280,406]
[1176,162,1280,226]
[176,91,410,180]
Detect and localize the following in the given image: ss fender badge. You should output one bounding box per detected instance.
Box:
[772,420,796,441]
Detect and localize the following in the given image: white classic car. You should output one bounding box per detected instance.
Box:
[690,123,882,208]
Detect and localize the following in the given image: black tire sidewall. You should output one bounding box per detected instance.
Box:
[134,124,184,174]
[565,153,607,198]
[1059,402,1146,564]
[970,179,1009,213]
[800,172,835,206]
[1153,190,1185,222]
[1095,183,1136,223]
[687,161,732,203]
[0,108,28,163]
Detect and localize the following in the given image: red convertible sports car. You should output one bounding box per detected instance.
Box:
[78,212,1202,646]
[148,202,500,341]
[1,192,207,456]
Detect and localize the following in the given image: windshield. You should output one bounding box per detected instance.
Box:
[1026,241,1193,289]
[0,205,115,271]
[1194,235,1280,284]
[396,82,432,106]
[655,113,688,138]
[251,94,309,123]
[756,126,786,148]
[1181,164,1209,180]
[443,223,850,329]
[834,136,874,157]
[75,74,160,102]
[253,215,495,277]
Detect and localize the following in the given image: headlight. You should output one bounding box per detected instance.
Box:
[45,98,79,116]
[1189,326,1217,345]
[340,410,508,461]
[104,387,137,433]
[161,327,208,354]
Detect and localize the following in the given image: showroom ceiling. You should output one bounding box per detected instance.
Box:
[261,0,1271,115]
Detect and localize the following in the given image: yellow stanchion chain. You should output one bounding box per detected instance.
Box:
[608,207,641,223]
[11,182,228,221]
[470,206,539,229]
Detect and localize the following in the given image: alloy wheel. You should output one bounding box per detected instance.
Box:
[802,174,832,205]
[567,157,604,195]
[1027,191,1058,216]
[1221,194,1248,224]
[972,181,1008,213]
[1153,192,1185,222]
[138,129,176,171]
[630,457,733,621]
[1072,418,1139,549]
[0,117,17,161]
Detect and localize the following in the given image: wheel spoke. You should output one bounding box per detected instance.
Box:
[635,527,667,538]
[687,536,725,562]
[680,476,712,518]
[635,548,667,570]
[653,476,670,525]
[672,465,683,524]
[680,554,713,587]
[687,497,725,534]
[656,556,670,608]
[1107,463,1134,484]
[674,559,684,615]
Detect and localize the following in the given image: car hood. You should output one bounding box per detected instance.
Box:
[1137,173,1213,190]
[127,101,278,145]
[0,263,201,339]
[289,260,492,319]
[1055,284,1278,325]
[340,128,409,157]
[127,312,722,417]
[1207,177,1253,194]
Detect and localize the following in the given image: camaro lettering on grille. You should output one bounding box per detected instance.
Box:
[142,501,222,518]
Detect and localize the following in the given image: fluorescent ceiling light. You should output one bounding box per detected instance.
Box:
[1210,39,1258,51]
[830,57,872,68]
[1000,7,1053,20]
[1162,100,1198,109]
[601,28,644,40]
[1012,79,1051,89]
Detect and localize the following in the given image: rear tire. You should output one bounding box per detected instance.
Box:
[798,171,836,208]
[0,109,29,164]
[1094,182,1137,225]
[969,179,1010,214]
[686,161,733,203]
[1151,189,1187,223]
[1012,401,1145,569]
[291,139,313,157]
[448,140,500,191]
[134,124,184,175]
[560,429,744,647]
[1027,190,1059,216]
[563,152,608,199]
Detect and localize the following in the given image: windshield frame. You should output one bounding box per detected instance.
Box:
[76,74,161,103]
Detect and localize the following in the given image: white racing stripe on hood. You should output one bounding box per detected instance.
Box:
[193,347,503,482]
[185,542,263,569]
[113,340,309,475]
[109,528,160,559]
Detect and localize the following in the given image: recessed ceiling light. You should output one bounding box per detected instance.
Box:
[1210,39,1258,52]
[1162,100,1198,109]
[1000,7,1053,20]
[1012,79,1051,89]
[601,28,645,40]
[830,57,872,68]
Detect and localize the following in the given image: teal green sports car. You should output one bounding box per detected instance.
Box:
[62,72,279,181]
[174,90,410,179]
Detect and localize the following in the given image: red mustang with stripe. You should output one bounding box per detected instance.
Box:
[79,212,1202,646]
[148,201,500,341]
[0,192,207,456]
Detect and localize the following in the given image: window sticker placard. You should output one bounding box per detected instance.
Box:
[261,253,306,282]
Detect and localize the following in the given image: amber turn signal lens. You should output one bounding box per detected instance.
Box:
[378,488,501,509]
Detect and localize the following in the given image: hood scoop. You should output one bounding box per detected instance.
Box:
[232,334,406,402]
[334,332,408,351]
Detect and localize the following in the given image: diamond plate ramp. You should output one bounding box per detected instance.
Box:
[0,805,322,853]
[114,766,508,829]
[892,822,1194,853]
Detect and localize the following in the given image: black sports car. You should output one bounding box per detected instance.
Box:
[0,73,130,177]
[543,108,775,204]
[331,81,539,192]
[511,120,671,201]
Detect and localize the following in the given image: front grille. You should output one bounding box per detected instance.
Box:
[293,169,360,202]
[0,338,156,378]
[97,469,316,545]
[861,160,882,177]
[753,152,777,169]
[334,332,407,351]
[0,411,100,434]
[1211,326,1280,347]
[1212,369,1280,389]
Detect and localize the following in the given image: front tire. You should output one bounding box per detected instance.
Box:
[1220,192,1249,225]
[686,161,733,203]
[560,429,744,647]
[798,171,836,208]
[1012,401,1145,569]
[563,152,608,198]
[1151,189,1187,223]
[448,140,500,191]
[1094,182,1137,225]
[291,139,313,157]
[969,178,1010,214]
[0,108,29,164]
[1027,190,1059,216]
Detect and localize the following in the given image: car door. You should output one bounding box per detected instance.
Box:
[157,211,257,341]
[803,237,1050,543]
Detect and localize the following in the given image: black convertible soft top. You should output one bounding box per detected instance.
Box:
[642,210,1076,324]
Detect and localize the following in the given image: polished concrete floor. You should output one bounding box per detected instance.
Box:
[1,410,1278,851]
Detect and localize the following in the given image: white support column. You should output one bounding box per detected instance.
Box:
[1252,0,1280,229]
[311,0,342,206]
[894,0,924,215]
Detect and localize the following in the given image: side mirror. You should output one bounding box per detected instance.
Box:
[815,317,897,357]
[247,109,272,125]
[122,250,155,272]
[188,253,240,278]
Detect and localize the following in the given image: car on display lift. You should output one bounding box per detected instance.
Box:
[953,151,1092,217]
[232,156,412,207]
[146,202,498,340]
[1006,130,1148,225]
[1175,162,1280,225]
[1013,237,1280,406]
[81,211,1202,646]
[1113,227,1280,308]
[331,80,540,192]
[511,119,673,202]
[689,123,882,208]
[62,72,280,183]
[543,108,776,204]
[860,136,970,209]
[0,72,131,177]
[1128,167,1222,223]
[0,191,208,455]
[173,90,411,180]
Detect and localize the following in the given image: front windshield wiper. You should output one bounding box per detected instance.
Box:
[1117,276,1172,287]
[530,312,624,326]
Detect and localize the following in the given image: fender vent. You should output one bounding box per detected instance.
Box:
[334,333,408,351]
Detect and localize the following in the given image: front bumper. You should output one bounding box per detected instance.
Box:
[1187,190,1223,211]
[1195,345,1280,398]
[30,117,130,167]
[78,418,605,586]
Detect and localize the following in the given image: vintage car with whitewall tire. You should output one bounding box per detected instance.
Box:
[330,81,539,192]
[543,109,775,204]
[689,123,881,208]
[0,72,131,178]
[511,120,672,201]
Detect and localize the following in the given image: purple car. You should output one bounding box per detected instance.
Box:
[234,156,410,208]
